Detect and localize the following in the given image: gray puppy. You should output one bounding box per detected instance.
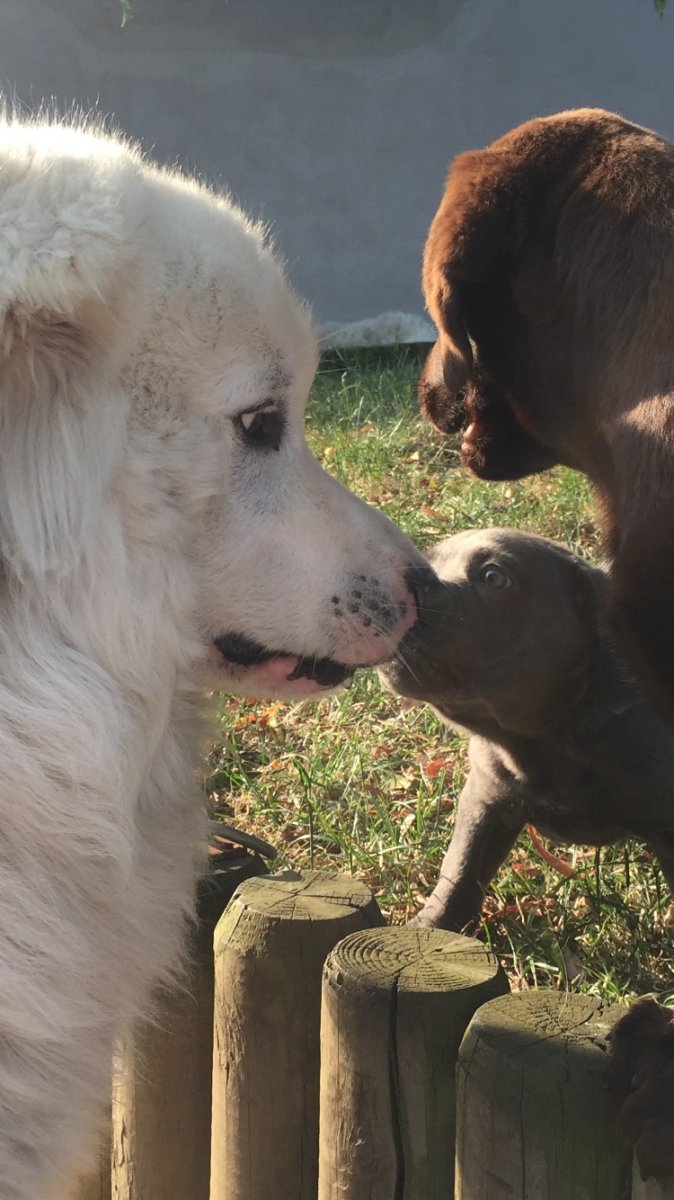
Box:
[380,528,674,931]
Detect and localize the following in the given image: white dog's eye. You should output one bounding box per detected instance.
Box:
[480,563,510,589]
[236,405,284,452]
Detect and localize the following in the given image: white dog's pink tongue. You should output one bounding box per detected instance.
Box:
[243,655,328,697]
[263,655,299,680]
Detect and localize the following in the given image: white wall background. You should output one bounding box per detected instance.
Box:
[2,0,674,325]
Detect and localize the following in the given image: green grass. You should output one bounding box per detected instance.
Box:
[205,347,674,1005]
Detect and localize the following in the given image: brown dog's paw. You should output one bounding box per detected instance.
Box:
[607,997,674,1180]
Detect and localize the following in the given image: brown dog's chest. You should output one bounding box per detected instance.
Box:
[488,740,661,848]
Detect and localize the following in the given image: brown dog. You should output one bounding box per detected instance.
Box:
[419,108,674,711]
[379,527,674,931]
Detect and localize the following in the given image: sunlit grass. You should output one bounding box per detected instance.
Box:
[205,347,674,1004]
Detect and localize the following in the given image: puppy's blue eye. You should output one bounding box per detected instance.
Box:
[481,563,510,588]
[237,406,284,452]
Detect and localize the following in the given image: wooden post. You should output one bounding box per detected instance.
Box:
[110,992,214,1200]
[455,992,632,1199]
[317,927,509,1200]
[632,1163,674,1198]
[210,871,384,1200]
[110,850,267,1200]
[68,1148,111,1200]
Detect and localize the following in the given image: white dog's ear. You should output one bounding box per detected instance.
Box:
[0,127,142,398]
[0,304,104,399]
[0,127,144,575]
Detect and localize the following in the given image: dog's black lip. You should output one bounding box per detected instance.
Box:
[213,632,354,686]
[286,657,353,687]
[213,632,275,667]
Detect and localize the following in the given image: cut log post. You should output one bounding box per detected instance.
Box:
[455,992,631,1199]
[317,926,509,1200]
[210,871,384,1200]
[110,850,267,1200]
[633,1163,674,1198]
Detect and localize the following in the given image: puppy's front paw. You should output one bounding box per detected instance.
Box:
[408,891,472,932]
[408,908,440,929]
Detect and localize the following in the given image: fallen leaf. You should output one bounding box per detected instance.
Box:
[422,756,452,779]
[527,824,575,877]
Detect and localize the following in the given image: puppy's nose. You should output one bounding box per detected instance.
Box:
[405,564,454,623]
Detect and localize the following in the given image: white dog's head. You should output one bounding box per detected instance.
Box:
[0,117,431,700]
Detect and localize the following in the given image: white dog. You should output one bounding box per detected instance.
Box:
[0,115,429,1199]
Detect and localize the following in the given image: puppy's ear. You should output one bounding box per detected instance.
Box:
[565,554,640,716]
[595,634,640,715]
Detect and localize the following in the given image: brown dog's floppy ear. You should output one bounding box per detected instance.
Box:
[423,115,598,311]
[422,148,525,315]
[419,147,526,435]
[422,115,607,346]
[422,150,515,285]
[418,333,470,435]
[435,283,475,394]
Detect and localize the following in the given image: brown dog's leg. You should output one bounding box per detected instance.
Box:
[412,771,523,931]
[602,439,674,721]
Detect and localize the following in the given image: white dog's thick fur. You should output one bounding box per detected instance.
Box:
[0,116,426,1199]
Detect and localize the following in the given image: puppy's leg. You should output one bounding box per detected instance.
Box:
[413,771,522,931]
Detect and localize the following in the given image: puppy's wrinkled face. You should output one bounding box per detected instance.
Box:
[380,528,600,732]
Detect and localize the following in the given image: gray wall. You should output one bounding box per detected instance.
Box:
[2,0,674,323]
